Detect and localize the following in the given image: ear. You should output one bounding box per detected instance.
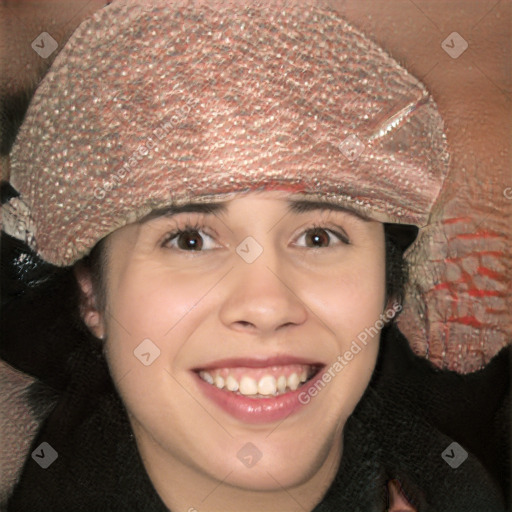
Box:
[74,262,106,340]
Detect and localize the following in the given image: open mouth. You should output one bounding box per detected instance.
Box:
[195,364,323,398]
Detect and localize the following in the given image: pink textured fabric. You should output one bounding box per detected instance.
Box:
[4,0,449,266]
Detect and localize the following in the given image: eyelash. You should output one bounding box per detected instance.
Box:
[160,220,350,250]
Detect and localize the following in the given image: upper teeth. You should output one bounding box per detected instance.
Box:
[199,370,309,397]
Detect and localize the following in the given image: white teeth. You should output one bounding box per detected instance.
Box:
[198,367,315,396]
[258,375,277,396]
[276,375,287,393]
[287,373,300,391]
[225,375,239,392]
[200,371,214,385]
[239,376,258,396]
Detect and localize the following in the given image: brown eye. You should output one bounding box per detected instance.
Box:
[161,221,219,252]
[175,230,203,251]
[162,229,213,251]
[304,228,331,248]
[295,225,350,248]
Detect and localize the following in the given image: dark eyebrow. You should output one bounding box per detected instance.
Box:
[285,200,371,221]
[140,202,228,222]
[140,198,370,222]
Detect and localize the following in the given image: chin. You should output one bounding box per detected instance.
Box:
[220,460,316,492]
[212,433,336,493]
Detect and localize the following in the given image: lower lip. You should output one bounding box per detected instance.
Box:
[193,372,315,424]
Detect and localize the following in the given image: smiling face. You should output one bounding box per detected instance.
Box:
[78,189,388,511]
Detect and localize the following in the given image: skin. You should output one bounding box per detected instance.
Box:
[77,189,388,512]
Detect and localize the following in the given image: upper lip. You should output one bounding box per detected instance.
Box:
[193,355,326,371]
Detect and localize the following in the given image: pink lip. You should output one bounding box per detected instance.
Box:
[192,364,325,425]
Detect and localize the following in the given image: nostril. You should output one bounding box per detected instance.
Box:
[236,321,254,328]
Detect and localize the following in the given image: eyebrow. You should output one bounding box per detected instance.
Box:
[286,200,370,221]
[141,199,370,222]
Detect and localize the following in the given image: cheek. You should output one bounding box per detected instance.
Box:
[102,261,204,421]
[302,245,386,415]
[107,261,203,340]
[102,258,224,384]
[309,247,387,342]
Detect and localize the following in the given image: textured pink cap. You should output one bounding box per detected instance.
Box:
[5,0,450,266]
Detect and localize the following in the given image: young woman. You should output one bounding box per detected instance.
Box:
[1,1,509,511]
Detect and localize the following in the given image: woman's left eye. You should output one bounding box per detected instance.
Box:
[295,226,350,248]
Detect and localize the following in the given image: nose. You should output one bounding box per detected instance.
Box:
[219,244,308,337]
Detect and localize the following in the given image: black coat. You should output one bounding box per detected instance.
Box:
[1,232,510,511]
